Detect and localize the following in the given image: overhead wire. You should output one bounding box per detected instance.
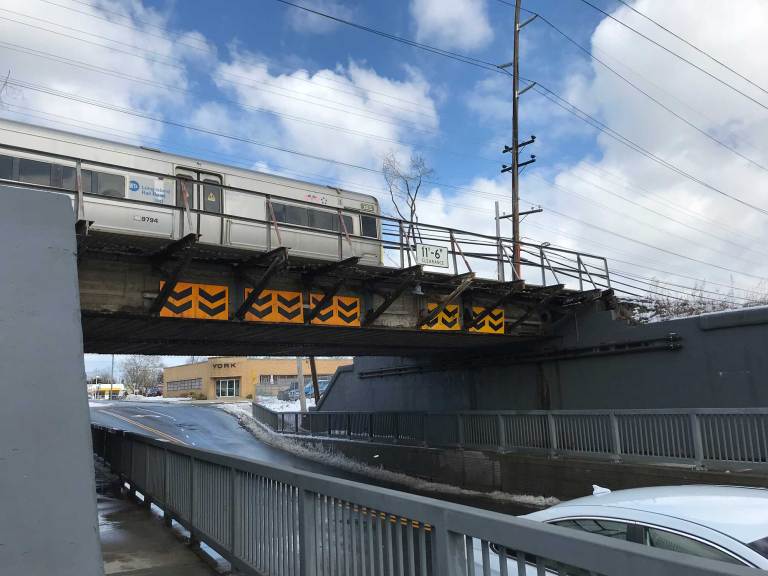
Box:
[574,0,768,112]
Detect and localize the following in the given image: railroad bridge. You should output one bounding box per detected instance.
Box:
[77,226,614,357]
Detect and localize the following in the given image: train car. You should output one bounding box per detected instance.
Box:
[0,118,382,264]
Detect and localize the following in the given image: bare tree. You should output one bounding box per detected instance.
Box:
[185,355,207,364]
[120,355,164,395]
[87,370,116,385]
[383,152,433,251]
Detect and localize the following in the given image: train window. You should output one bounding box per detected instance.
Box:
[361,215,377,238]
[0,154,12,180]
[176,178,194,209]
[341,214,354,234]
[51,165,77,191]
[203,179,222,213]
[273,203,309,227]
[309,209,335,231]
[19,158,52,186]
[96,172,125,198]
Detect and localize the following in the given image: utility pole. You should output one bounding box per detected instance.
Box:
[499,1,537,281]
[297,356,307,412]
[511,0,522,280]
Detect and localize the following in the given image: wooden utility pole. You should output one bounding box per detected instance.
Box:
[309,356,320,403]
[296,356,307,412]
[511,0,522,280]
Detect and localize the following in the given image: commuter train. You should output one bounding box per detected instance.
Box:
[0,118,383,264]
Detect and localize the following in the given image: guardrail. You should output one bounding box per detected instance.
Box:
[254,405,768,470]
[91,424,755,575]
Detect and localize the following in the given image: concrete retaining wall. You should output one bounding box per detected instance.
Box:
[321,305,768,411]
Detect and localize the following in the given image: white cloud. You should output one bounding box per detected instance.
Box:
[285,0,354,35]
[410,0,494,52]
[197,50,439,203]
[0,0,213,142]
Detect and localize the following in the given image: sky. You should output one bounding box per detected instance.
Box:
[2,0,768,376]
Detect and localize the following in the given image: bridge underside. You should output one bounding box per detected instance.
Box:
[81,311,540,356]
[77,230,614,356]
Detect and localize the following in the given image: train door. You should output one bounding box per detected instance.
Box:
[198,172,224,245]
[175,167,197,237]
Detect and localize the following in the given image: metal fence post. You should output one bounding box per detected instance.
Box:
[547,413,559,456]
[610,413,622,462]
[497,414,507,452]
[577,255,584,291]
[690,413,705,468]
[346,413,352,439]
[368,413,374,442]
[298,489,318,576]
[540,246,546,286]
[230,466,237,555]
[394,414,400,443]
[431,523,467,576]
[457,414,464,448]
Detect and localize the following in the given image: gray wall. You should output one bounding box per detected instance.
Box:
[0,186,103,575]
[321,304,768,412]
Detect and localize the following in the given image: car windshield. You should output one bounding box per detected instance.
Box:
[748,535,768,560]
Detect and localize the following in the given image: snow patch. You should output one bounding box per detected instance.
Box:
[217,403,559,510]
[256,395,315,412]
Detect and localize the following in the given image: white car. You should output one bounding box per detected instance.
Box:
[519,485,768,569]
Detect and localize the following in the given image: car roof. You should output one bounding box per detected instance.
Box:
[527,485,768,544]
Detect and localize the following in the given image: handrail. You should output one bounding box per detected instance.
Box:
[253,404,768,470]
[91,424,757,575]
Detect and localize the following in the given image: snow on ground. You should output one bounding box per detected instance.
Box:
[123,394,192,402]
[217,403,559,509]
[255,395,315,412]
[88,400,114,408]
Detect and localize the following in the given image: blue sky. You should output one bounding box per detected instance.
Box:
[2,0,768,376]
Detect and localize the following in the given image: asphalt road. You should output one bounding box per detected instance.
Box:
[90,401,366,481]
[90,400,536,515]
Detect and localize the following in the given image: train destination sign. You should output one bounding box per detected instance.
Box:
[415,243,449,268]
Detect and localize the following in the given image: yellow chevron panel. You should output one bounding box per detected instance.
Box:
[469,306,505,334]
[244,289,303,323]
[421,303,460,331]
[195,284,228,320]
[309,293,361,327]
[159,281,195,319]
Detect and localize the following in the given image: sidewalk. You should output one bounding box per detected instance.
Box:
[96,462,225,576]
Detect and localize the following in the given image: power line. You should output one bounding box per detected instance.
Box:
[574,0,768,113]
[612,0,768,99]
[516,9,768,174]
[534,84,768,218]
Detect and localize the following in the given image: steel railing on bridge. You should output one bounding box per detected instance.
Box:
[0,140,610,289]
[254,405,768,470]
[91,424,754,576]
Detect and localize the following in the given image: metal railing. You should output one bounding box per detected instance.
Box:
[91,424,755,575]
[255,405,768,470]
[0,138,610,288]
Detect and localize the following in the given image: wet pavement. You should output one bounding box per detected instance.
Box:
[96,460,224,576]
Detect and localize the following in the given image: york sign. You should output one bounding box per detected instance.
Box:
[213,362,237,369]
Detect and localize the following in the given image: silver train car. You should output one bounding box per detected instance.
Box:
[0,118,382,264]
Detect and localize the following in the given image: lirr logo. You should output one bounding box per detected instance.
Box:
[129,180,140,192]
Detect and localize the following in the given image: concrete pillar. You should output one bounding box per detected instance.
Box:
[0,186,103,575]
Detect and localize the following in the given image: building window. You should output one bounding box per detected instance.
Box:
[166,378,202,392]
[216,378,240,397]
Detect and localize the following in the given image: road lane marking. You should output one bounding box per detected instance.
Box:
[101,410,189,446]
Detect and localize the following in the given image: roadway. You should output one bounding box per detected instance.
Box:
[90,401,367,481]
[90,400,538,515]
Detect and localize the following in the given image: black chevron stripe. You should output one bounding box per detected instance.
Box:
[163,300,192,314]
[338,310,359,323]
[314,309,334,321]
[277,306,302,320]
[336,298,358,312]
[198,302,226,316]
[254,293,272,307]
[247,306,271,319]
[488,310,504,321]
[442,307,459,318]
[442,318,458,328]
[199,288,226,303]
[488,320,504,332]
[169,286,193,300]
[277,294,300,308]
[426,317,438,327]
[311,298,333,311]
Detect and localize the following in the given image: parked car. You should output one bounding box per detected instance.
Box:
[278,380,330,402]
[520,485,768,569]
[144,386,163,397]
